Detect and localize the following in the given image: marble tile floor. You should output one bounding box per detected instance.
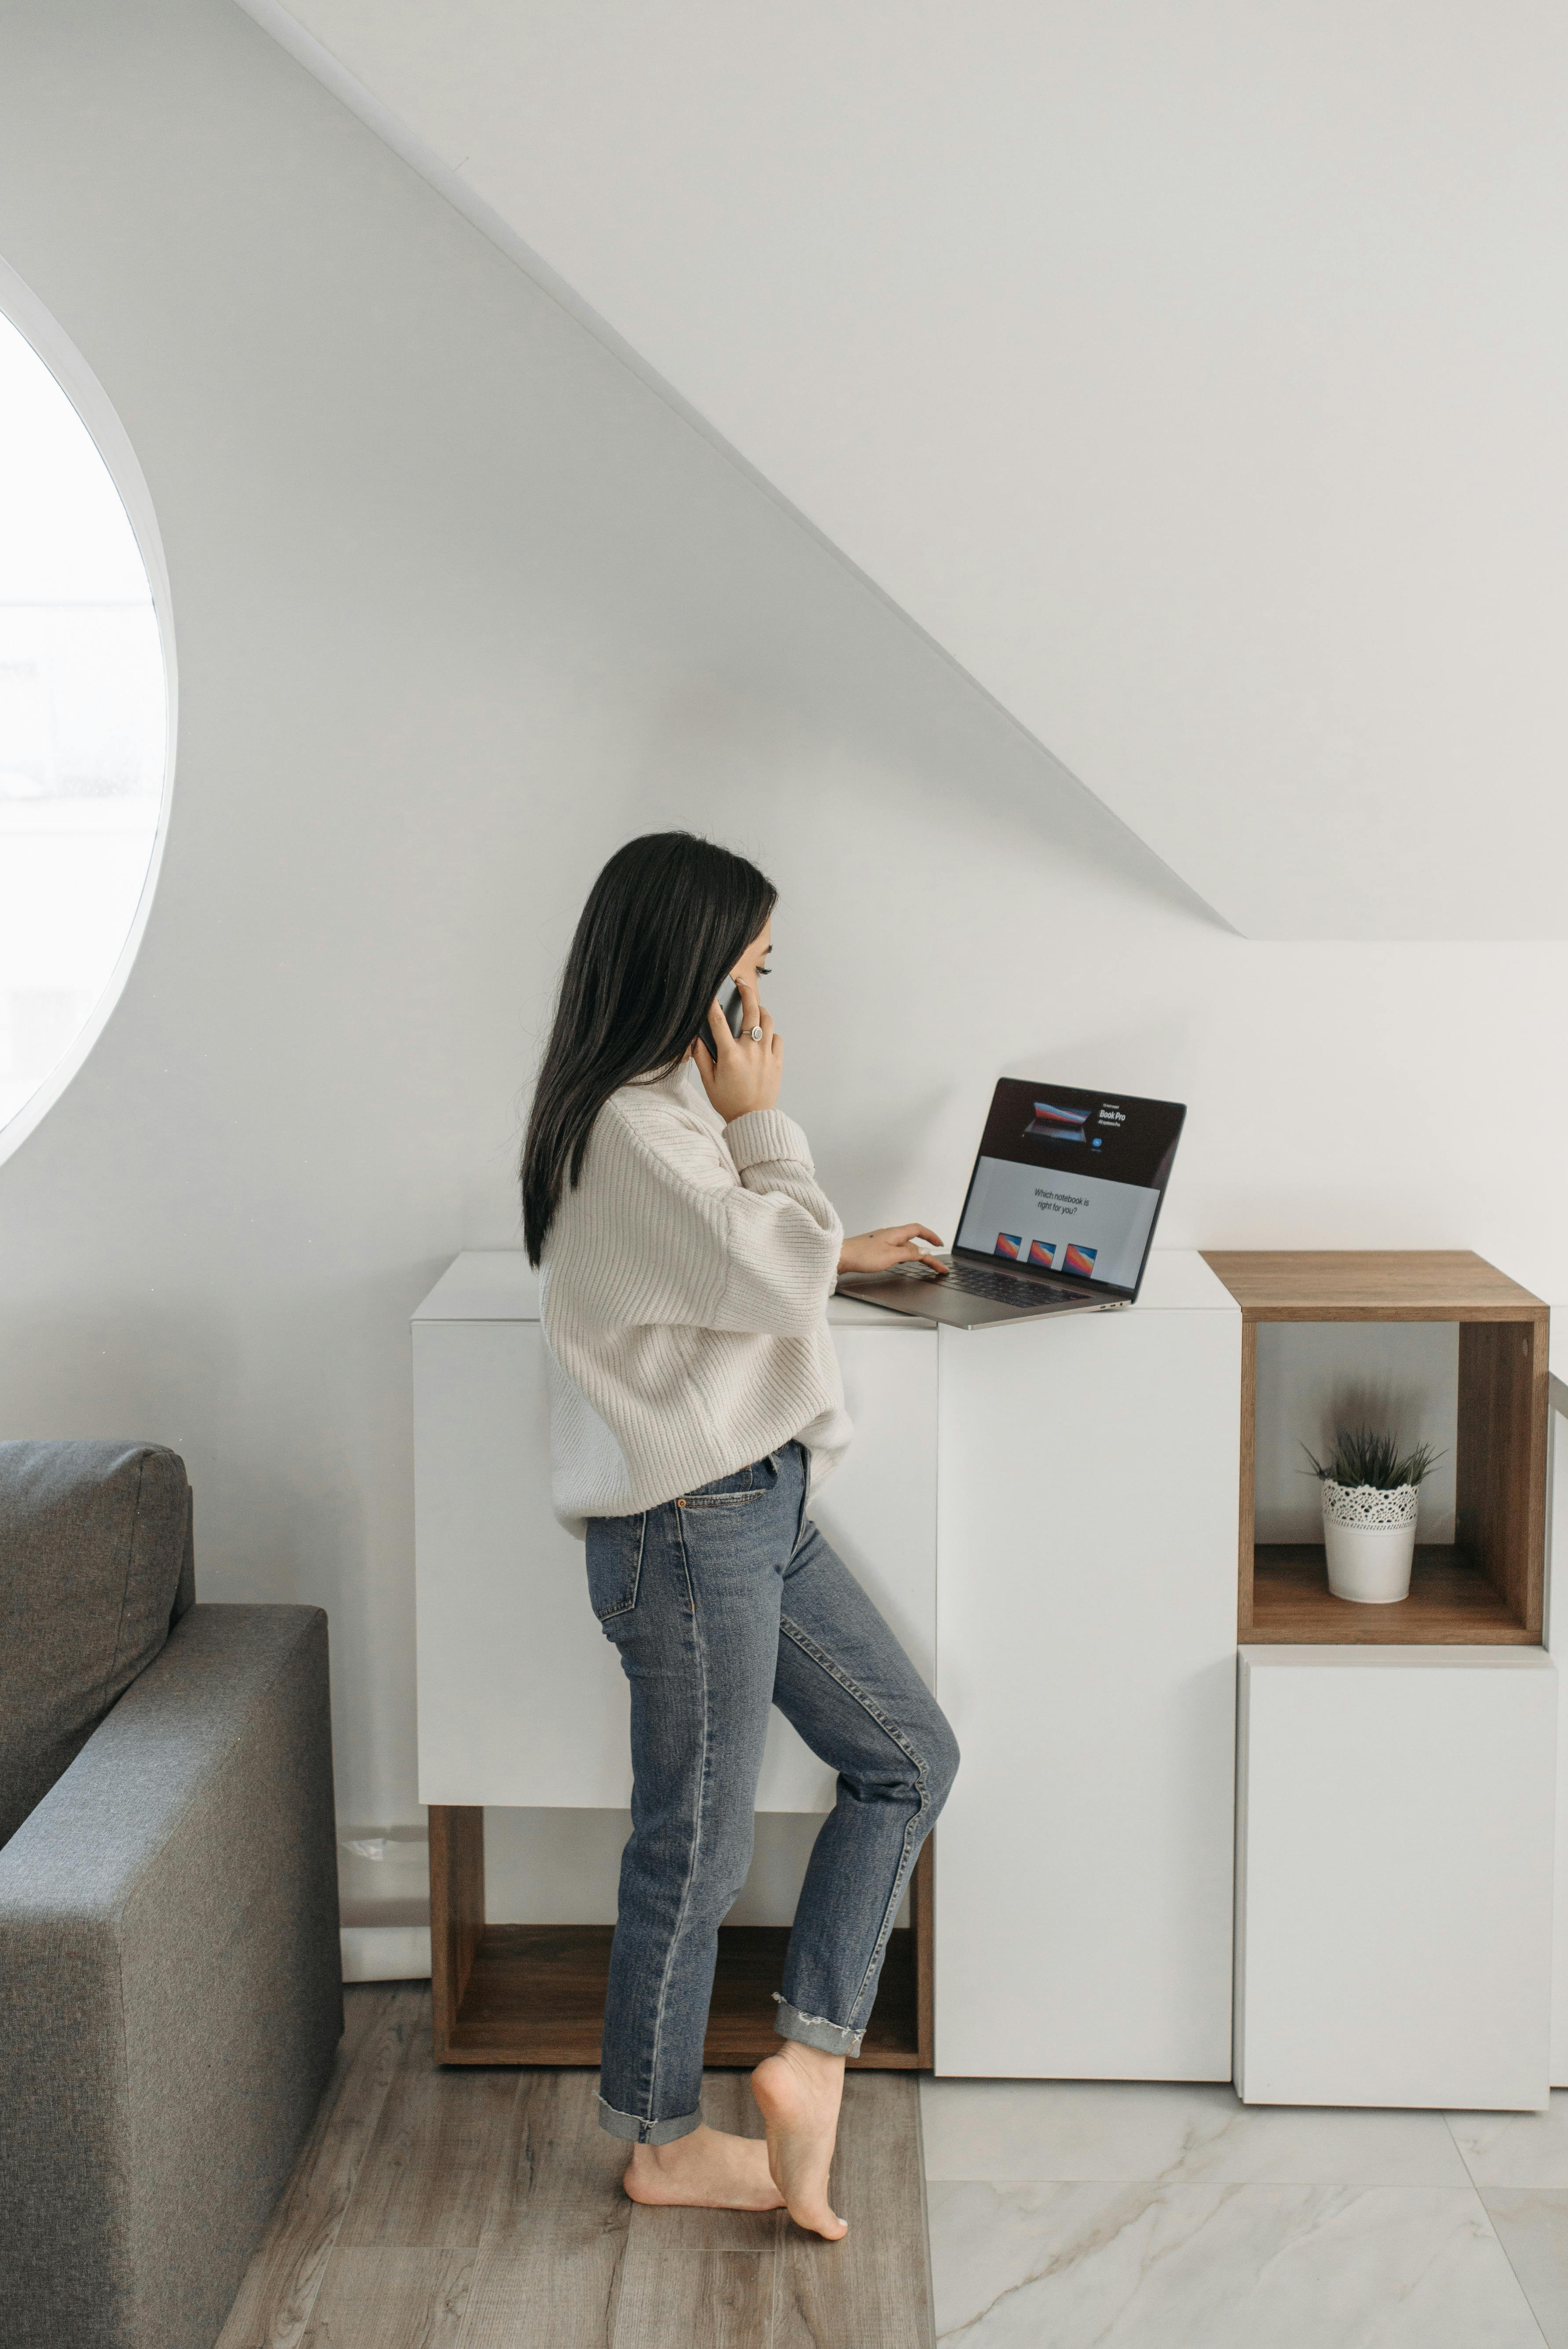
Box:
[922,2078,1568,2348]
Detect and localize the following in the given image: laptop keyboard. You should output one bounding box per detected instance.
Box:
[944,1264,1082,1309]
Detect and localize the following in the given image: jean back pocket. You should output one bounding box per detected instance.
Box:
[585,1511,645,1621]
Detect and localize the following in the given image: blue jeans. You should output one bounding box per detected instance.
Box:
[585,1440,959,2144]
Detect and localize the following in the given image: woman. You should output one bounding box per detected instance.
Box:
[521,831,959,2241]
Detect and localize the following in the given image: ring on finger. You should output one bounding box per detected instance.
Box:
[749,1024,763,1042]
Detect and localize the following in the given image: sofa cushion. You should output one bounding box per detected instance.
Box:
[0,1441,193,1848]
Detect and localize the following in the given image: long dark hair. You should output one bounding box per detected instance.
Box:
[521,831,777,1265]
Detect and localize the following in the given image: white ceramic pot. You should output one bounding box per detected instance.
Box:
[1321,1479,1418,1603]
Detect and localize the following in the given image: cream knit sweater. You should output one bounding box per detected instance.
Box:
[539,1059,852,1536]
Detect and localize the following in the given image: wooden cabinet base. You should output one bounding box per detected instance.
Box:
[429,1805,934,2069]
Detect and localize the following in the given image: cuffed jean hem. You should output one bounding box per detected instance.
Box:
[772,1992,866,2059]
[597,2095,703,2145]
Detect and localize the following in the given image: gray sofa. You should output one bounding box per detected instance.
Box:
[0,1441,343,2349]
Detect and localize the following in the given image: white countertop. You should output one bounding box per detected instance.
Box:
[411,1247,1231,1323]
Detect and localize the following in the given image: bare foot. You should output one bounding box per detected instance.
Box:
[751,2042,848,2240]
[623,2123,785,2211]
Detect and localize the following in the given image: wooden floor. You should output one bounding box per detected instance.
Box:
[217,1983,935,2349]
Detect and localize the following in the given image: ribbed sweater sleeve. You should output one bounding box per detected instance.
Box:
[538,1063,855,1533]
[568,1098,841,1338]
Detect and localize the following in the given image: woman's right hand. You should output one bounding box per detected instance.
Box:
[693,973,782,1122]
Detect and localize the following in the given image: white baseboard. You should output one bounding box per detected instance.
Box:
[341,1923,432,1982]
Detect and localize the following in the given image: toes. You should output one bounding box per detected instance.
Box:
[789,2203,847,2241]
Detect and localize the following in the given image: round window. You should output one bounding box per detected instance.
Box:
[0,270,173,1159]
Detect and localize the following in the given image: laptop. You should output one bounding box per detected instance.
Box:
[836,1078,1187,1330]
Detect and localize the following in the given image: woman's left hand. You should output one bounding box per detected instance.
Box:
[837,1225,949,1277]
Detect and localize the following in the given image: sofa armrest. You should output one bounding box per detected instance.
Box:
[0,1604,342,2349]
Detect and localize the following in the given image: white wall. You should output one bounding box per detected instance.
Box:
[1254,1323,1458,1545]
[251,0,1568,941]
[1,0,1566,1856]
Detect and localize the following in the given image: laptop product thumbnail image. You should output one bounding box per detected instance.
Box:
[1026,1099,1090,1141]
[836,1078,1186,1329]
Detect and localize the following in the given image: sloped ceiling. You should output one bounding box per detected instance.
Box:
[240,0,1568,937]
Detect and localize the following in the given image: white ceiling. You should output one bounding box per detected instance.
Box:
[242,0,1568,937]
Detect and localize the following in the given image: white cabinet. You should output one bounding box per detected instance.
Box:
[412,1254,936,1812]
[932,1251,1242,2080]
[412,1249,1563,2096]
[1235,1646,1557,2110]
[413,1248,1243,2080]
[1548,1370,1568,2084]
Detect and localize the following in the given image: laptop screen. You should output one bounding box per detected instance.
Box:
[953,1079,1186,1295]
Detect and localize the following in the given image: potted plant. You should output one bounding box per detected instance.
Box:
[1301,1426,1444,1605]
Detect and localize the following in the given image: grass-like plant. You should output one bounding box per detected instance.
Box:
[1300,1425,1444,1492]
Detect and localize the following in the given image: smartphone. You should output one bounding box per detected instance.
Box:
[705,980,745,1054]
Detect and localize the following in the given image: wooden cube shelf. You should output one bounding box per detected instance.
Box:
[428,1806,933,2069]
[1202,1252,1548,1646]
